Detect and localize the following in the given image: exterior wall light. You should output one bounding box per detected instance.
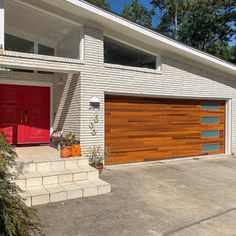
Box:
[90,96,100,109]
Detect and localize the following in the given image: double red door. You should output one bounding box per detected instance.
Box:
[0,84,50,144]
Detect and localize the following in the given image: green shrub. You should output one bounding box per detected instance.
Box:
[0,133,41,236]
[85,145,113,166]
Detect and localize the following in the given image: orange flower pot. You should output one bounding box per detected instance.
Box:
[71,144,81,157]
[60,148,71,158]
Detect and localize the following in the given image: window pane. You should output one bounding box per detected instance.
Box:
[56,29,80,59]
[5,1,81,59]
[201,104,219,110]
[104,37,156,69]
[201,117,219,124]
[202,130,219,138]
[5,34,34,53]
[201,143,219,152]
[38,44,54,56]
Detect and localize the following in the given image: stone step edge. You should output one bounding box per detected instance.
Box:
[20,179,111,206]
[13,157,90,174]
[16,156,88,164]
[14,168,99,188]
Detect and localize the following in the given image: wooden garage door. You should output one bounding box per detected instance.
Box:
[105,95,225,165]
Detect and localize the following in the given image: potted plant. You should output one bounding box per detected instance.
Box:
[86,146,113,172]
[62,132,77,150]
[60,132,79,158]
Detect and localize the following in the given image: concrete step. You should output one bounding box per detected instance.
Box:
[13,166,99,188]
[20,179,111,206]
[13,156,89,175]
[13,156,111,206]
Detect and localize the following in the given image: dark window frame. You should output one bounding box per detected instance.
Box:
[104,36,157,70]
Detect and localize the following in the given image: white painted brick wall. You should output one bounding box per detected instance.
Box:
[1,25,236,157]
[79,26,236,156]
[0,71,53,83]
[53,73,81,138]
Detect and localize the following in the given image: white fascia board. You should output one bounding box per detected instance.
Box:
[65,0,236,77]
[0,0,4,50]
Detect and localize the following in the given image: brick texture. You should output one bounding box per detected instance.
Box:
[1,25,236,157]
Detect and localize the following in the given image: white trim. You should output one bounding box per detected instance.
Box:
[104,91,231,101]
[104,63,161,74]
[0,78,54,134]
[225,99,232,154]
[65,0,236,76]
[0,0,4,50]
[3,50,84,65]
[103,92,105,165]
[80,27,85,61]
[0,78,52,87]
[12,0,82,27]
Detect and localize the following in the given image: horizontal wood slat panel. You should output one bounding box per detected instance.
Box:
[105,95,225,165]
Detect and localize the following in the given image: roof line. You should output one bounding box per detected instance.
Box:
[81,0,235,68]
[65,0,236,74]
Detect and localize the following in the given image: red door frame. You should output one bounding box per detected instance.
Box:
[0,84,51,145]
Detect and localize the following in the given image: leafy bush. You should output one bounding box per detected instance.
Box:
[0,133,41,236]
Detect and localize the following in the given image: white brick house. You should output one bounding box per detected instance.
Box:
[1,0,236,165]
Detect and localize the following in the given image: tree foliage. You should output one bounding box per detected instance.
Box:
[86,0,110,10]
[0,133,40,236]
[122,0,155,28]
[151,0,236,61]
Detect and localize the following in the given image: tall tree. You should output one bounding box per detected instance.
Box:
[151,0,236,58]
[122,0,155,28]
[86,0,110,10]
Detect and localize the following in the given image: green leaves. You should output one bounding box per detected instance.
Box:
[86,0,110,10]
[122,0,155,28]
[86,0,235,62]
[0,133,40,236]
[151,0,236,61]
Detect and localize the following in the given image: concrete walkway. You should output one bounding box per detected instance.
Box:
[36,156,236,236]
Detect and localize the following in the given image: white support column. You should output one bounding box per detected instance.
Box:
[0,0,4,50]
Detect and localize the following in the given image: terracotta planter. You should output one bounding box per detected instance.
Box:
[95,163,104,173]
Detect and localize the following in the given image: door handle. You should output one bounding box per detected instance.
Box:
[20,113,24,124]
[24,109,28,124]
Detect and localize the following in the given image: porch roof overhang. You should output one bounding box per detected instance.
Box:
[37,0,236,78]
[0,50,84,73]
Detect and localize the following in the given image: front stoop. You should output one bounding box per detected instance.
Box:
[12,157,111,206]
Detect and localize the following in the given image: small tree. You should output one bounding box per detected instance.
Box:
[0,133,41,236]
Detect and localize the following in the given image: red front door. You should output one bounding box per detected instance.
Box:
[0,84,50,144]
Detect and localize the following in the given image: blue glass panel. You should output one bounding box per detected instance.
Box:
[201,104,219,110]
[202,130,219,138]
[201,117,219,124]
[201,143,219,152]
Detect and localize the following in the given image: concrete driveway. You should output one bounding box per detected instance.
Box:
[36,156,236,236]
